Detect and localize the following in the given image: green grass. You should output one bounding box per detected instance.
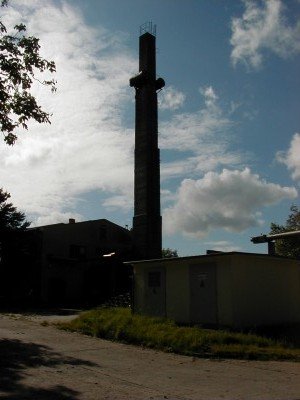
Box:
[58,307,300,361]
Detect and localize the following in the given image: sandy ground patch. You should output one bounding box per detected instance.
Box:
[0,312,299,399]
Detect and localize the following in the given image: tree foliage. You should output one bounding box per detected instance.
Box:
[162,248,178,258]
[270,205,300,259]
[0,188,30,237]
[0,0,56,144]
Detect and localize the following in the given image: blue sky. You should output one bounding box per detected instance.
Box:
[1,0,299,256]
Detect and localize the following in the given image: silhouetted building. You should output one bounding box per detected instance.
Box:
[130,22,165,260]
[0,219,133,305]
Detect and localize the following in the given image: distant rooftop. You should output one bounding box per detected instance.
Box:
[125,251,298,264]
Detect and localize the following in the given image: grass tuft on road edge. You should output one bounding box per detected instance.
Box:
[57,307,300,361]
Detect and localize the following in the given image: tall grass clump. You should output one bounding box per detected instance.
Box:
[58,307,300,361]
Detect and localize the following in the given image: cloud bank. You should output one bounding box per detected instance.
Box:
[160,86,242,180]
[230,0,300,68]
[163,168,297,238]
[0,0,136,224]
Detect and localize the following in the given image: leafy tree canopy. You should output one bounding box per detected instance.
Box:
[0,188,30,237]
[1,0,56,144]
[162,248,178,258]
[270,205,300,259]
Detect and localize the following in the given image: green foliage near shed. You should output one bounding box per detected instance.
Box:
[270,205,300,258]
[58,307,300,361]
[162,248,178,258]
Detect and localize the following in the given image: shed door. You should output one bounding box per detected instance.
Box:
[144,268,166,317]
[189,263,217,325]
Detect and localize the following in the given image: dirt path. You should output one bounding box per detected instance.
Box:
[0,312,299,399]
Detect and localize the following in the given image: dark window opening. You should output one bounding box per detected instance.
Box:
[148,271,161,287]
[99,227,107,240]
[70,245,87,260]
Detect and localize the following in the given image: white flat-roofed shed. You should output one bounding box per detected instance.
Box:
[127,252,300,328]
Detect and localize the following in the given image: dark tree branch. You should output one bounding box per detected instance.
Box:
[1,1,56,144]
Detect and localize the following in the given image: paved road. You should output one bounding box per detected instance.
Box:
[0,313,299,399]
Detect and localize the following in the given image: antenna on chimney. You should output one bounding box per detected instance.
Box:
[140,21,156,36]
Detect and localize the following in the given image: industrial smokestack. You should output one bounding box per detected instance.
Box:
[130,23,165,260]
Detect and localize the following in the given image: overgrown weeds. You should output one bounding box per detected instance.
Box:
[58,307,300,361]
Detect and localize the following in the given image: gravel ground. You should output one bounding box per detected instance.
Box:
[0,311,300,400]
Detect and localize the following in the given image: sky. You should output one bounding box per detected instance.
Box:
[1,0,300,256]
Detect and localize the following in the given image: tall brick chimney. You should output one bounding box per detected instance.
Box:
[130,23,165,259]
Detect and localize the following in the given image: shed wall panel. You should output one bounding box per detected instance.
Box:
[132,254,300,328]
[166,261,189,323]
[231,255,300,327]
[189,263,217,324]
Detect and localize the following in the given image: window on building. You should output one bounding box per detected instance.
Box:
[148,271,161,288]
[99,226,107,240]
[69,245,87,260]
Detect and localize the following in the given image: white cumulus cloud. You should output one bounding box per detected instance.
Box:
[160,86,242,180]
[230,0,300,69]
[159,86,186,110]
[199,86,218,108]
[277,133,300,181]
[163,168,297,238]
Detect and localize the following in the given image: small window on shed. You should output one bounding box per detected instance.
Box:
[148,271,161,288]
